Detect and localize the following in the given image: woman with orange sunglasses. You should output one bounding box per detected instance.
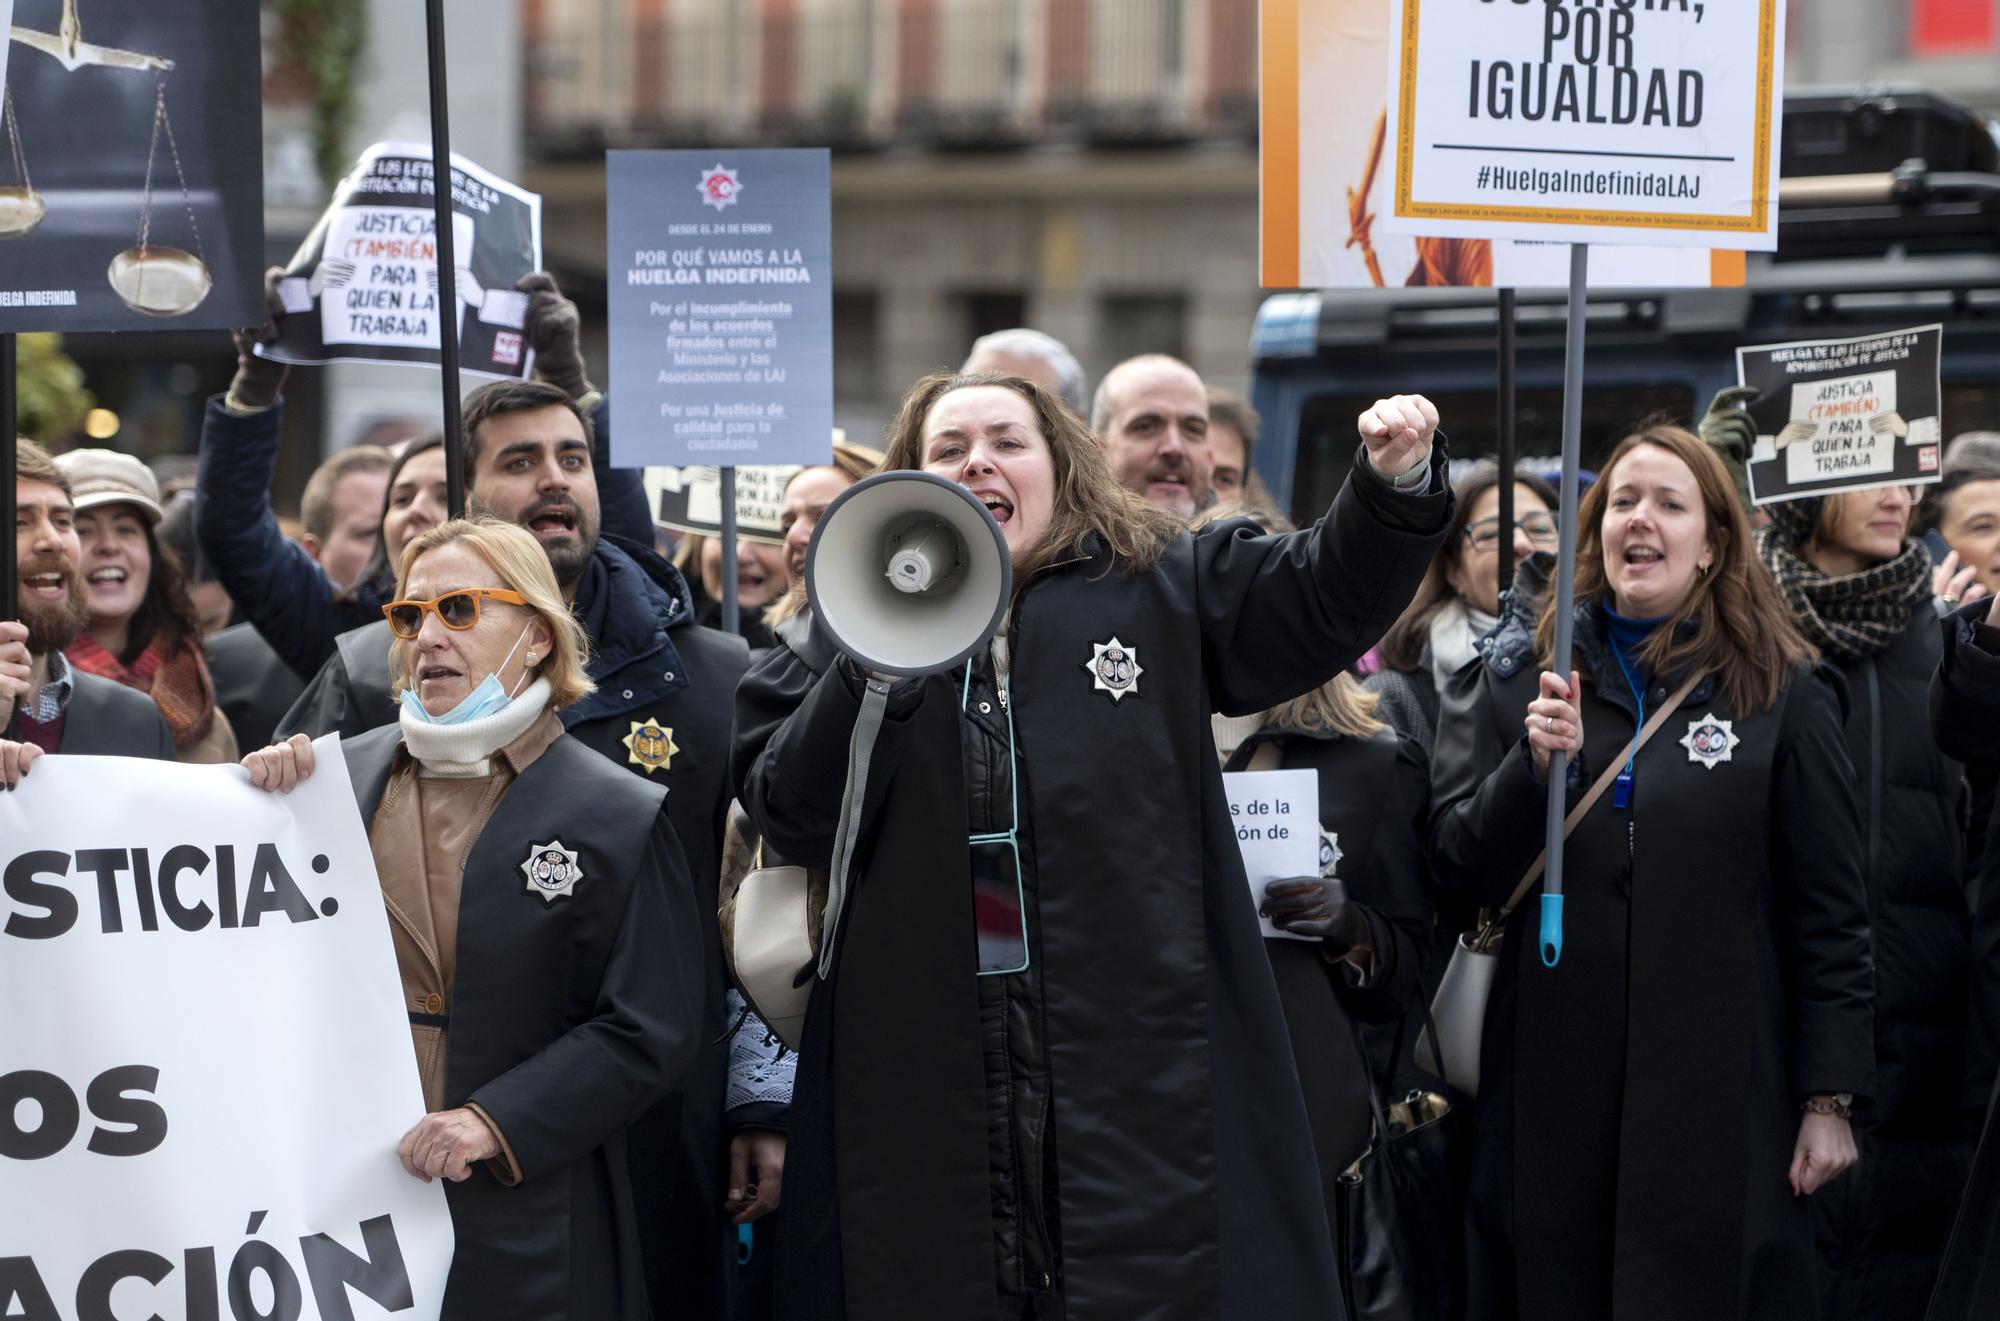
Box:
[239,517,705,1320]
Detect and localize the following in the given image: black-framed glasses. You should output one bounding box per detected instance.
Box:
[1463,513,1559,552]
[383,588,529,640]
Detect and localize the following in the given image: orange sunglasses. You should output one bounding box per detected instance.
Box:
[383,588,530,640]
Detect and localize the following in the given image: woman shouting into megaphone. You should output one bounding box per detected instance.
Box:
[731,372,1452,1321]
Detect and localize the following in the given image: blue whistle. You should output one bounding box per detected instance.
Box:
[738,1223,754,1265]
[1540,893,1565,967]
[1612,770,1633,810]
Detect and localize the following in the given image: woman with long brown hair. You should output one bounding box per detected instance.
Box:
[733,372,1454,1321]
[1430,424,1875,1321]
[56,449,238,763]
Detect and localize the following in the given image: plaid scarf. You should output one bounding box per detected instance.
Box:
[65,632,218,749]
[1756,497,1932,664]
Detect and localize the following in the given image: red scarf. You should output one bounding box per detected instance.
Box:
[65,632,218,750]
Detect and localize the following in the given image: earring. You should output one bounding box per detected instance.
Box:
[524,652,537,666]
[1697,562,1710,577]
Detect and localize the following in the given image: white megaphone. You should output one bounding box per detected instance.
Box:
[805,471,1013,677]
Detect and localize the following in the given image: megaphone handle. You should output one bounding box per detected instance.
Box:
[820,677,893,979]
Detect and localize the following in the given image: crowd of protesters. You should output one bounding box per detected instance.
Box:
[9,278,2000,1321]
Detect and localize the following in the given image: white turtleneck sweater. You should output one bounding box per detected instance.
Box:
[397,677,554,778]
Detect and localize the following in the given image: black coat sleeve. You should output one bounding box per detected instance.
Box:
[1197,445,1452,717]
[1929,606,2000,1113]
[730,634,929,869]
[193,396,380,681]
[276,647,364,741]
[1932,603,2000,765]
[467,806,707,1182]
[589,394,657,550]
[1428,663,1573,911]
[1774,665,1877,1104]
[1340,734,1433,1025]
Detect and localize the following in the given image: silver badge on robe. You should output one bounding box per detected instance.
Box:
[521,839,583,903]
[1319,829,1344,880]
[1083,637,1143,702]
[1679,714,1740,770]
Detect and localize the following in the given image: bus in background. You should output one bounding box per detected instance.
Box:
[1249,86,2000,518]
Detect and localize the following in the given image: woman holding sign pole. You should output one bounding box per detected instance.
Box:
[733,374,1452,1321]
[1755,486,1974,1320]
[1430,425,1875,1321]
[242,518,705,1320]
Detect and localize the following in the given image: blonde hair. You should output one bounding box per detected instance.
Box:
[1190,502,1385,739]
[390,518,595,710]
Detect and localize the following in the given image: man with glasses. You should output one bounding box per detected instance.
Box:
[278,378,756,1321]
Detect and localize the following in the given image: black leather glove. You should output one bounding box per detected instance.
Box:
[518,271,592,399]
[1261,876,1370,955]
[1699,385,1760,513]
[226,265,290,411]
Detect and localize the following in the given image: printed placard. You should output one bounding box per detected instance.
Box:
[0,739,453,1319]
[0,0,265,333]
[1737,325,1945,505]
[260,141,543,378]
[1258,0,1743,288]
[1381,0,1785,249]
[607,149,834,468]
[1224,769,1320,942]
[645,464,802,543]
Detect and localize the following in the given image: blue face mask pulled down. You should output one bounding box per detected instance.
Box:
[400,623,534,726]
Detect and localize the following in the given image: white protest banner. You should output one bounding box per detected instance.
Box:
[1259,0,1743,288]
[1738,325,1945,505]
[1224,769,1320,942]
[645,463,802,544]
[261,142,543,378]
[0,740,454,1320]
[1380,0,1785,250]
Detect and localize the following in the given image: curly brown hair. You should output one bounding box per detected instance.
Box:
[878,372,1181,586]
[1533,424,1813,715]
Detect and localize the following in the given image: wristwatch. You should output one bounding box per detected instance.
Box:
[1801,1093,1854,1119]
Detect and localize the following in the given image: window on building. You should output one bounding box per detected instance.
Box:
[833,290,881,404]
[1098,293,1189,366]
[955,290,1030,351]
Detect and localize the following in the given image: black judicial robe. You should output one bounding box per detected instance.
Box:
[732,453,1451,1321]
[1223,724,1434,1216]
[342,724,706,1321]
[280,546,750,1319]
[1430,605,1876,1321]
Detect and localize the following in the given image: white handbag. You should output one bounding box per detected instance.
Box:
[719,806,826,1052]
[1420,670,1701,1095]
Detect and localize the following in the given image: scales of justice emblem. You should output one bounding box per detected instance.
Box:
[520,840,584,904]
[1083,637,1143,703]
[2,0,214,316]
